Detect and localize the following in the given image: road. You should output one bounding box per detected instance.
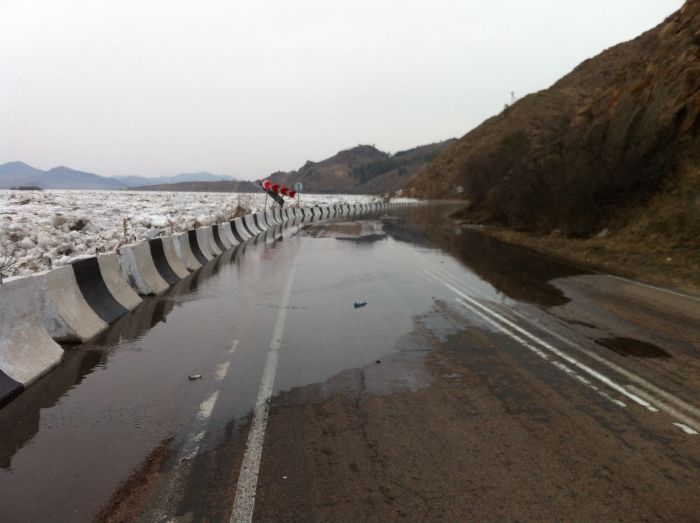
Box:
[1,205,699,521]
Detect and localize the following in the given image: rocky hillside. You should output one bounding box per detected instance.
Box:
[407,1,700,239]
[269,140,456,194]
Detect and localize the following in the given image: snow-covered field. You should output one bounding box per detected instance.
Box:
[0,189,385,277]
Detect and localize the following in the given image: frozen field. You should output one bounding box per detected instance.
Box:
[0,189,387,277]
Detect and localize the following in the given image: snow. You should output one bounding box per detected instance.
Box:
[0,189,398,277]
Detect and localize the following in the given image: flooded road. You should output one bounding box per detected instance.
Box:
[1,206,699,521]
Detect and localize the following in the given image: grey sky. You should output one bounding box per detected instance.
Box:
[0,0,683,179]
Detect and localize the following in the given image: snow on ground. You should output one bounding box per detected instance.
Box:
[0,189,389,277]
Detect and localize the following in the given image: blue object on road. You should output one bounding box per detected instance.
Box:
[354,301,367,308]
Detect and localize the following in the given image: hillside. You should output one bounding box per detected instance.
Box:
[407,0,700,244]
[269,140,456,194]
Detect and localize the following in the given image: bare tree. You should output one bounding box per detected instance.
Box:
[0,238,19,284]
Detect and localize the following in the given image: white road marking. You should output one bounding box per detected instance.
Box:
[198,390,220,418]
[626,385,700,434]
[424,266,658,412]
[215,361,231,381]
[672,423,699,435]
[230,339,240,354]
[419,255,700,419]
[152,390,221,520]
[411,251,700,435]
[513,309,700,422]
[230,255,300,523]
[456,297,626,408]
[606,274,700,303]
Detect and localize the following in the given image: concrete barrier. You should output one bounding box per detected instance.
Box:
[242,214,261,236]
[211,224,229,252]
[120,241,170,295]
[176,233,198,270]
[41,265,109,342]
[204,225,224,256]
[147,238,181,285]
[253,213,268,232]
[180,229,209,270]
[218,222,238,248]
[160,237,190,279]
[264,210,279,227]
[96,253,143,311]
[71,255,133,324]
[230,218,251,243]
[0,276,64,405]
[196,226,221,260]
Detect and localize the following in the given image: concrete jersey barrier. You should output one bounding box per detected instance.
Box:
[174,231,203,271]
[41,265,109,342]
[230,218,250,243]
[253,213,268,232]
[186,230,209,265]
[221,222,239,247]
[71,256,131,324]
[195,226,220,260]
[160,236,190,279]
[211,224,228,252]
[96,253,143,311]
[243,214,262,236]
[0,276,64,405]
[120,241,170,295]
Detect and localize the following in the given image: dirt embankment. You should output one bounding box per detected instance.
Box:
[408,1,700,244]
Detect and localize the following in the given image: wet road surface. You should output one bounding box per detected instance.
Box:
[1,206,699,521]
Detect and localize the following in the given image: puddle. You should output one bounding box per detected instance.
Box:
[597,337,671,359]
[385,206,589,307]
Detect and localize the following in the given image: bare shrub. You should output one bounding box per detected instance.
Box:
[0,238,19,284]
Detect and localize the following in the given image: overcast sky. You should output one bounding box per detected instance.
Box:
[0,0,684,179]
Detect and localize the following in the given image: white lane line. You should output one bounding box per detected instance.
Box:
[153,389,221,521]
[230,339,240,354]
[626,385,700,434]
[514,309,700,421]
[416,254,700,433]
[422,267,659,412]
[417,254,700,421]
[456,298,626,408]
[606,275,700,303]
[673,423,699,435]
[230,255,300,523]
[199,390,220,418]
[216,361,231,381]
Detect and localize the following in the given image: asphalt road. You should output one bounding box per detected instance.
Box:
[1,206,699,522]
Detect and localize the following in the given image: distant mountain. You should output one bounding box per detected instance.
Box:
[112,171,236,187]
[0,139,454,193]
[268,140,456,194]
[42,166,125,190]
[130,180,259,193]
[0,163,238,190]
[0,162,125,190]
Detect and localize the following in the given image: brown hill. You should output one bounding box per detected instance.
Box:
[407,1,700,241]
[269,140,456,194]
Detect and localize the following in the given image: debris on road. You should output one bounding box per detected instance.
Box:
[354,301,367,308]
[188,374,202,381]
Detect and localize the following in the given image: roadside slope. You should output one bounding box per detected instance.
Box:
[407,1,699,241]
